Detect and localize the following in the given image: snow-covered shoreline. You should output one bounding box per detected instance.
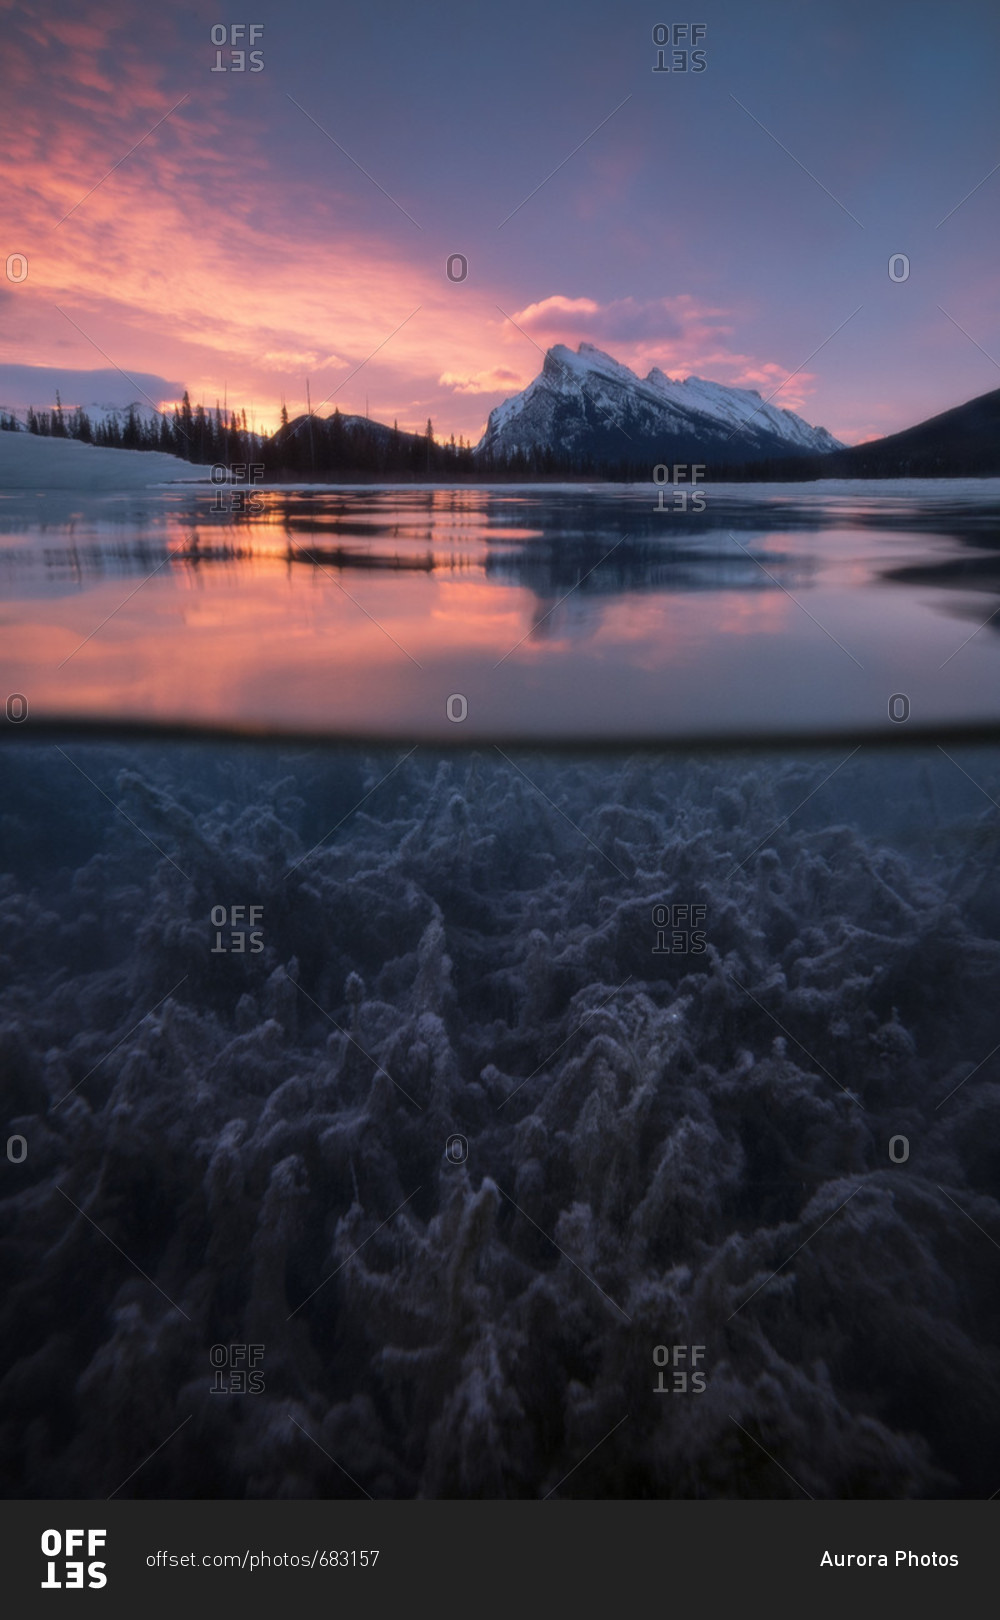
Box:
[0,431,213,490]
[4,432,999,505]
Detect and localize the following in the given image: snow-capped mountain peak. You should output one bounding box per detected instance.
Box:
[545,342,638,385]
[477,342,842,465]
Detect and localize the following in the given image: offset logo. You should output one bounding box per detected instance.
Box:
[210,24,264,71]
[211,904,265,953]
[210,1342,265,1393]
[41,1529,107,1589]
[653,1345,707,1393]
[652,903,708,954]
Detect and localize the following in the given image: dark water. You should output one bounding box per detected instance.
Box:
[2,734,999,1498]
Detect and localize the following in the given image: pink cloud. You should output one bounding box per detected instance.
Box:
[505,294,821,411]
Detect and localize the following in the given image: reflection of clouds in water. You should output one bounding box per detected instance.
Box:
[1,741,999,1498]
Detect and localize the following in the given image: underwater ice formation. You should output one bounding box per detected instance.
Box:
[1,740,999,1498]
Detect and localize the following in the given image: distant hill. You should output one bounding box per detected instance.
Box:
[275,411,427,454]
[725,387,1000,481]
[820,387,1000,478]
[270,409,469,477]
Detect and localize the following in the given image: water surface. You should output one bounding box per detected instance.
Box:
[2,479,999,740]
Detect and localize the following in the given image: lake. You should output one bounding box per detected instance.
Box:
[3,478,1000,741]
[4,476,1000,1501]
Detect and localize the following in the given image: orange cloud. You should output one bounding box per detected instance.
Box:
[438,367,527,395]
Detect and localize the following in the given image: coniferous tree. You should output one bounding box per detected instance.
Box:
[180,389,194,449]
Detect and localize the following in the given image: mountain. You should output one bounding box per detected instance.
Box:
[0,399,171,436]
[269,408,469,477]
[0,399,168,428]
[816,386,1000,478]
[78,400,166,429]
[474,342,843,468]
[275,411,426,453]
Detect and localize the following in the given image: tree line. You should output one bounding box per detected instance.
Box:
[0,390,686,479]
[6,388,989,480]
[2,391,265,465]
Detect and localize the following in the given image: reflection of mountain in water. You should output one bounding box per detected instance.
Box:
[880,551,1000,639]
[485,533,811,604]
[483,490,1000,543]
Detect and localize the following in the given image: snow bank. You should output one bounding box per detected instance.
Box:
[0,431,212,489]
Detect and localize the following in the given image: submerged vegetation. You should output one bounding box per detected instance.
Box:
[2,741,999,1497]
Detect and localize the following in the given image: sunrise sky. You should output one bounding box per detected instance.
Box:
[2,0,998,445]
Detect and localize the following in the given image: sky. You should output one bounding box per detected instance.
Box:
[1,0,998,445]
